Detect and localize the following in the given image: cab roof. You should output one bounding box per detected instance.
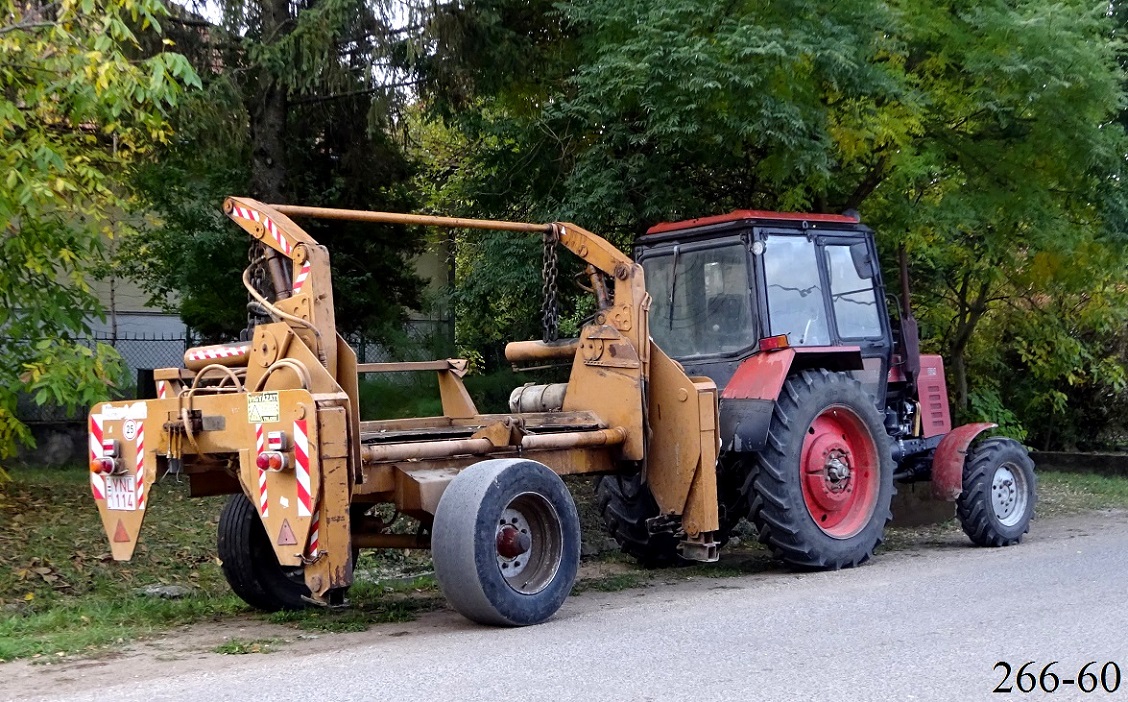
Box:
[644,209,860,236]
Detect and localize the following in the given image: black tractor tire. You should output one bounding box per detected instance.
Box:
[432,458,581,626]
[596,471,682,567]
[217,493,310,612]
[596,460,748,568]
[956,437,1036,546]
[746,369,894,570]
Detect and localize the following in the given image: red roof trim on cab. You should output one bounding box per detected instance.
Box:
[645,209,860,236]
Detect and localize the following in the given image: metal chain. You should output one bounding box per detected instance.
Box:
[244,241,272,341]
[541,229,560,342]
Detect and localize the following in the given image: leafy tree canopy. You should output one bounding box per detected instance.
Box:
[0,0,198,461]
[414,0,1128,447]
[125,0,425,345]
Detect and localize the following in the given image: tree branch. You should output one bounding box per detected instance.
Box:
[0,1,60,36]
[165,15,214,29]
[289,81,419,105]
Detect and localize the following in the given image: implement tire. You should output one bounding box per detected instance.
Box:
[747,369,894,570]
[217,493,310,612]
[433,459,580,626]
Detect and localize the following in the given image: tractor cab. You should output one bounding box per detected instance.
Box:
[635,210,894,402]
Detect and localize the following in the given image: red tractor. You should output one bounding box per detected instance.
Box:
[598,209,1036,569]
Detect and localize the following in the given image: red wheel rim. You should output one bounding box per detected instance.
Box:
[799,405,879,538]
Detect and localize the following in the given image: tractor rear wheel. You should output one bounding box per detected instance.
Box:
[596,459,748,567]
[746,369,894,569]
[596,471,682,567]
[217,493,310,612]
[956,437,1036,546]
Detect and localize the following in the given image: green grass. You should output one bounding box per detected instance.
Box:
[3,466,1128,661]
[265,575,445,633]
[573,572,651,594]
[1037,471,1128,515]
[213,637,282,655]
[0,468,243,661]
[357,367,551,420]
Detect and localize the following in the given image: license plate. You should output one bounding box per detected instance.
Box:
[105,475,138,511]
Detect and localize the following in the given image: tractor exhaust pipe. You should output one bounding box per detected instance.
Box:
[897,246,921,385]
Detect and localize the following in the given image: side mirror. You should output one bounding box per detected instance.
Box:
[849,242,875,279]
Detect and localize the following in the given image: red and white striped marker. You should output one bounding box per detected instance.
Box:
[184,343,250,363]
[134,424,146,510]
[157,381,168,400]
[292,261,311,294]
[89,414,105,500]
[255,424,269,518]
[307,508,320,558]
[231,205,292,255]
[294,419,312,518]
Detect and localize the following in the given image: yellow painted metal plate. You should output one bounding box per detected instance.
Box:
[238,390,321,567]
[90,401,157,561]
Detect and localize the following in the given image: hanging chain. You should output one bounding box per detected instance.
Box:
[541,228,560,342]
[244,241,272,341]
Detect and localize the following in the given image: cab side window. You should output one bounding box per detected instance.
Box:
[763,235,829,346]
[825,243,881,339]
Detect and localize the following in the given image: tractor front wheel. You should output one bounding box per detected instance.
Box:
[956,437,1036,546]
[747,369,894,569]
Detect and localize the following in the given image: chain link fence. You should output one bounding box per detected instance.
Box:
[12,333,189,424]
[349,318,454,365]
[14,318,454,423]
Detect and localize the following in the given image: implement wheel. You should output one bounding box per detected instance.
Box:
[747,369,894,569]
[217,493,309,612]
[433,459,580,626]
[956,437,1036,546]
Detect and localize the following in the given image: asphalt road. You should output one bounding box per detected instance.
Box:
[15,512,1128,702]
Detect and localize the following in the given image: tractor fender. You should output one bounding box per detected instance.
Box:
[718,347,864,452]
[930,422,997,501]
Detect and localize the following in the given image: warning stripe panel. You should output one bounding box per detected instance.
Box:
[157,381,167,400]
[308,508,320,558]
[89,414,105,501]
[256,424,269,518]
[231,205,292,256]
[184,344,250,362]
[135,425,146,510]
[293,261,311,294]
[294,419,312,518]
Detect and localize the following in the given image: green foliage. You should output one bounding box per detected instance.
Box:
[213,637,280,654]
[0,0,199,460]
[415,0,1128,443]
[124,78,251,341]
[126,0,427,343]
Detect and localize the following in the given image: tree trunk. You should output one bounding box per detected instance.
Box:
[946,272,991,412]
[244,0,293,313]
[249,0,291,202]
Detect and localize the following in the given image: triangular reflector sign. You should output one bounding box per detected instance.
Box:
[277,519,297,546]
[113,519,131,543]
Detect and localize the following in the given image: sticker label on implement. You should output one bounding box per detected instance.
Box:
[101,402,147,421]
[247,392,281,424]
